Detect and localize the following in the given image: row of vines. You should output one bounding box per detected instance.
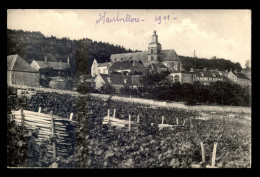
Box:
[7,86,251,168]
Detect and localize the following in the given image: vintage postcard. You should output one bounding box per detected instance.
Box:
[7,9,251,168]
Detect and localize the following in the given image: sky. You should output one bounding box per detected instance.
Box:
[7,9,251,67]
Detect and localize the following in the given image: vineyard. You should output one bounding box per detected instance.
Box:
[7,87,251,168]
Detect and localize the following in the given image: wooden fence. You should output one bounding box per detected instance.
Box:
[11,108,75,159]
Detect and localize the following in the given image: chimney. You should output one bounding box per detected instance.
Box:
[44,56,48,64]
[225,69,228,73]
[204,68,207,72]
[67,56,70,65]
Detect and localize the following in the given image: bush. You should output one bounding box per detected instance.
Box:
[99,84,116,94]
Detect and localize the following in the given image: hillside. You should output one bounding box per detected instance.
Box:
[7,29,242,74]
[7,29,135,75]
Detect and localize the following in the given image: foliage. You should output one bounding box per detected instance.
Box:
[73,95,251,168]
[99,84,116,94]
[25,92,77,119]
[137,76,250,106]
[7,29,133,75]
[179,56,242,72]
[76,81,97,94]
[7,87,54,167]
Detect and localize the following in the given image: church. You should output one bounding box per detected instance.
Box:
[91,30,183,78]
[92,30,184,89]
[109,30,183,73]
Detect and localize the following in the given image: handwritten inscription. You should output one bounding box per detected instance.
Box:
[155,15,177,24]
[96,11,142,24]
[96,11,177,24]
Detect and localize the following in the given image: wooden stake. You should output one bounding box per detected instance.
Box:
[113,109,116,118]
[183,119,187,126]
[69,113,73,121]
[211,142,218,167]
[38,107,42,113]
[162,116,164,125]
[129,114,131,131]
[107,109,110,122]
[50,111,56,159]
[200,142,205,163]
[176,117,179,125]
[137,115,140,123]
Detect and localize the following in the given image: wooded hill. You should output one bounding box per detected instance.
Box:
[7,29,242,75]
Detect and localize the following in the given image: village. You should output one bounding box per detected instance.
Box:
[7,31,251,95]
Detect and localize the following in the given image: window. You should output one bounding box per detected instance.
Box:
[11,74,15,84]
[115,58,117,61]
[151,56,154,61]
[151,49,154,54]
[174,75,180,83]
[121,58,123,61]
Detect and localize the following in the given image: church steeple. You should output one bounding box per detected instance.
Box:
[151,30,158,43]
[148,30,162,62]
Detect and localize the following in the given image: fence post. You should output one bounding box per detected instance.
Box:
[137,115,140,123]
[107,109,110,122]
[50,111,57,160]
[200,142,205,163]
[176,117,179,126]
[21,108,25,127]
[69,113,73,121]
[162,116,164,125]
[38,107,42,113]
[129,114,131,131]
[113,109,116,118]
[212,142,218,167]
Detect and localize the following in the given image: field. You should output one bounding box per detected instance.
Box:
[9,89,251,168]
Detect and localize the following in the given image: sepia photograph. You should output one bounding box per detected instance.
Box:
[7,9,251,168]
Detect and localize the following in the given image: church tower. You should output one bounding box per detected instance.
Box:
[148,30,162,62]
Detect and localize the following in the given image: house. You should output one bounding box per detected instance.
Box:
[7,54,40,87]
[227,69,251,88]
[110,31,183,72]
[94,74,141,90]
[241,67,251,79]
[31,56,72,77]
[109,60,146,75]
[91,59,112,77]
[168,70,194,84]
[190,68,225,85]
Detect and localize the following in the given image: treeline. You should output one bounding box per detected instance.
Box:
[179,56,242,72]
[7,29,135,75]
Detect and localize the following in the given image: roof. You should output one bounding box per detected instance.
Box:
[33,60,71,70]
[110,49,180,63]
[147,63,167,72]
[7,54,37,72]
[99,74,140,86]
[110,52,149,63]
[232,71,250,80]
[192,69,225,79]
[98,62,112,68]
[109,60,144,71]
[159,50,180,61]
